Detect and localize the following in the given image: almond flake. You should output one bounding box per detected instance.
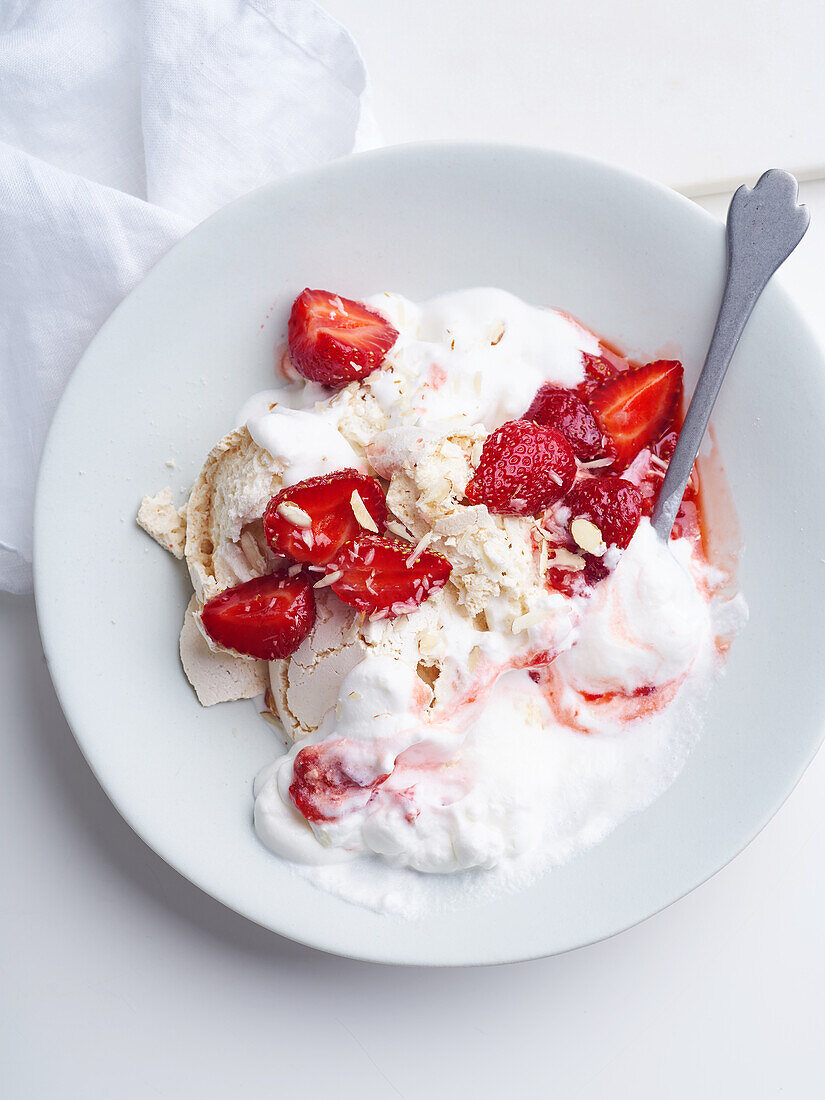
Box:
[512,610,546,634]
[277,501,312,528]
[648,454,669,473]
[489,320,506,346]
[578,457,615,470]
[570,517,607,557]
[287,563,303,577]
[350,490,379,533]
[386,520,414,541]
[539,538,549,576]
[240,529,266,574]
[406,532,433,567]
[548,470,563,487]
[313,569,343,589]
[547,548,586,571]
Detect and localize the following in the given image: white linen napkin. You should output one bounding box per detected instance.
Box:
[0,0,376,594]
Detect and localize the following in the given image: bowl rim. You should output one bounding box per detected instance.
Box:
[33,141,825,966]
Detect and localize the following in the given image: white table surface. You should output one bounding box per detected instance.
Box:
[5,8,825,1094]
[325,0,825,193]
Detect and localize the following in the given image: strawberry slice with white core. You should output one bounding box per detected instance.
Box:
[263,470,387,565]
[287,289,399,386]
[200,571,316,660]
[328,534,452,618]
[588,360,683,470]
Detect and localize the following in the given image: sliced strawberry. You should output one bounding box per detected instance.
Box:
[465,419,577,516]
[290,740,389,823]
[524,385,604,460]
[567,477,642,549]
[329,534,451,617]
[287,289,399,386]
[263,470,387,566]
[200,571,315,660]
[588,360,683,469]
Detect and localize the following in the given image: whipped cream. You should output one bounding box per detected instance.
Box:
[245,404,366,487]
[555,520,714,697]
[141,285,746,913]
[253,519,726,877]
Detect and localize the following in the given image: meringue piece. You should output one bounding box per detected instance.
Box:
[184,427,283,605]
[179,597,267,706]
[137,487,186,559]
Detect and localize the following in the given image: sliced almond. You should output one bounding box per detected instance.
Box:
[570,517,607,557]
[406,531,434,567]
[539,538,549,576]
[512,609,546,634]
[277,501,312,528]
[386,519,414,541]
[547,547,586,571]
[240,529,267,574]
[578,457,615,470]
[350,490,379,533]
[312,569,343,589]
[489,320,506,346]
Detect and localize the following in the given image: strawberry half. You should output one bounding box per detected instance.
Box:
[200,571,315,660]
[524,385,604,461]
[287,289,399,386]
[465,419,577,516]
[263,470,387,566]
[328,534,452,617]
[567,476,642,549]
[588,360,683,469]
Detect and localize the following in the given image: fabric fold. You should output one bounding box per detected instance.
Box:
[0,0,374,594]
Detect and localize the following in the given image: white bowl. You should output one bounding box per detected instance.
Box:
[35,144,825,965]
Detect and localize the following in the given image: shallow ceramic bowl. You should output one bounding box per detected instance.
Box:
[34,144,825,965]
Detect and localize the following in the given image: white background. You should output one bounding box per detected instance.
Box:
[4,3,825,1096]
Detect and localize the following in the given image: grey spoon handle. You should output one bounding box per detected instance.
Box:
[651,170,809,539]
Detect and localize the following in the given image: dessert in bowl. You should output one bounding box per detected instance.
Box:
[138,285,745,911]
[36,144,825,962]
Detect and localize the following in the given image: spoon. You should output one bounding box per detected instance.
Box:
[651,169,810,539]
